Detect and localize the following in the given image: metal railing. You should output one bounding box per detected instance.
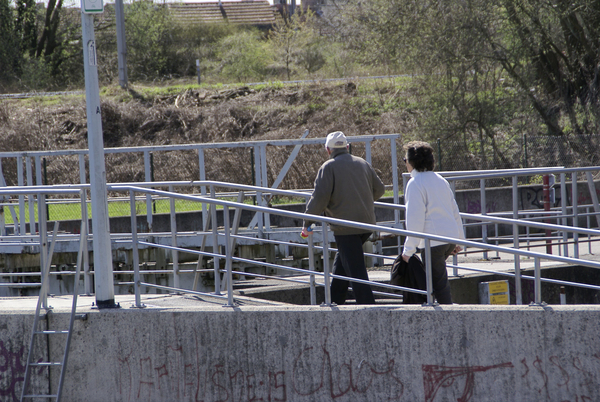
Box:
[1,175,600,307]
[103,182,600,307]
[0,134,402,232]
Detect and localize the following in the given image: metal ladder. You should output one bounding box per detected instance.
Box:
[20,221,86,401]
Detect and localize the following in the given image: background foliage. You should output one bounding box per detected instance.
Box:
[2,0,600,175]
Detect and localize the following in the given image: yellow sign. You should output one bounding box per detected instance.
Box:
[489,281,508,295]
[488,280,509,305]
[490,294,509,304]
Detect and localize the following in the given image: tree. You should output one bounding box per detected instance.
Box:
[338,0,600,168]
[16,0,37,58]
[0,0,20,85]
[125,1,179,81]
[218,29,271,82]
[36,0,63,59]
[268,9,325,79]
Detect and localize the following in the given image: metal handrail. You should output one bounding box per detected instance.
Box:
[113,184,600,307]
[2,178,600,306]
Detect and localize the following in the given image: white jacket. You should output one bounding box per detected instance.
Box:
[402,170,465,256]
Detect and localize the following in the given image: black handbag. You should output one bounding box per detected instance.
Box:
[390,254,427,304]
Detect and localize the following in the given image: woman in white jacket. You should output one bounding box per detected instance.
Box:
[401,141,465,304]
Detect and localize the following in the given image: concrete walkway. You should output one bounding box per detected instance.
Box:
[1,237,599,312]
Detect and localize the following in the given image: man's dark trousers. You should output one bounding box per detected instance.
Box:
[330,232,375,305]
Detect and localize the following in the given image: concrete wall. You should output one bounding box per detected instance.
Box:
[2,305,599,402]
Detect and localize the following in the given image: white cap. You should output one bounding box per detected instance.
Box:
[325,131,348,149]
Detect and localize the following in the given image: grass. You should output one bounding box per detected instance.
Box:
[1,190,397,223]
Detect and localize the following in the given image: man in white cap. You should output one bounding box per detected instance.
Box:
[302,131,385,304]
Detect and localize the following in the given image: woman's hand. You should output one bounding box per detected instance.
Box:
[401,254,411,263]
[451,246,462,255]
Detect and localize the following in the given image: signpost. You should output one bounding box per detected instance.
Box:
[81,0,117,308]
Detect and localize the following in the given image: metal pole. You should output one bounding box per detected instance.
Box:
[253,145,264,237]
[534,257,542,305]
[260,145,270,231]
[17,156,25,235]
[543,174,552,254]
[82,11,116,308]
[144,151,153,231]
[42,157,49,221]
[129,190,144,308]
[424,239,434,306]
[561,173,568,257]
[38,193,49,309]
[365,141,372,164]
[585,171,600,227]
[223,206,235,307]
[390,138,400,225]
[26,157,35,234]
[210,185,221,294]
[79,156,92,295]
[115,0,128,89]
[512,175,522,305]
[169,184,179,290]
[572,173,579,258]
[480,178,488,260]
[321,223,331,306]
[307,230,316,305]
[198,149,208,231]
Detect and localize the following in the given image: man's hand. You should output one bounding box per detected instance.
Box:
[300,227,313,239]
[451,246,462,255]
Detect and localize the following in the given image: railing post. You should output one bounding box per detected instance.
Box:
[223,206,235,307]
[480,178,488,260]
[210,185,221,294]
[512,175,523,305]
[80,189,91,295]
[129,190,144,308]
[198,148,208,233]
[390,137,400,225]
[585,171,600,228]
[17,155,26,235]
[260,145,270,231]
[365,140,372,164]
[572,173,579,258]
[424,238,435,306]
[169,184,180,290]
[307,229,316,305]
[26,156,36,234]
[587,207,592,254]
[561,173,568,257]
[38,193,49,309]
[321,223,332,306]
[533,257,542,305]
[543,174,552,254]
[253,145,264,238]
[144,151,153,232]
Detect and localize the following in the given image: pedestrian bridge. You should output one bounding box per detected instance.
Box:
[0,138,599,401]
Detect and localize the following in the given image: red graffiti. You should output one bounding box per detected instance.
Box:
[291,327,404,400]
[422,362,514,402]
[550,356,570,392]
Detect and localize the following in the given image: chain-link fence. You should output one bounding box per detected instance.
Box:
[436,134,600,188]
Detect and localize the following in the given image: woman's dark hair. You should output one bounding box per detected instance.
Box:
[403,141,435,172]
